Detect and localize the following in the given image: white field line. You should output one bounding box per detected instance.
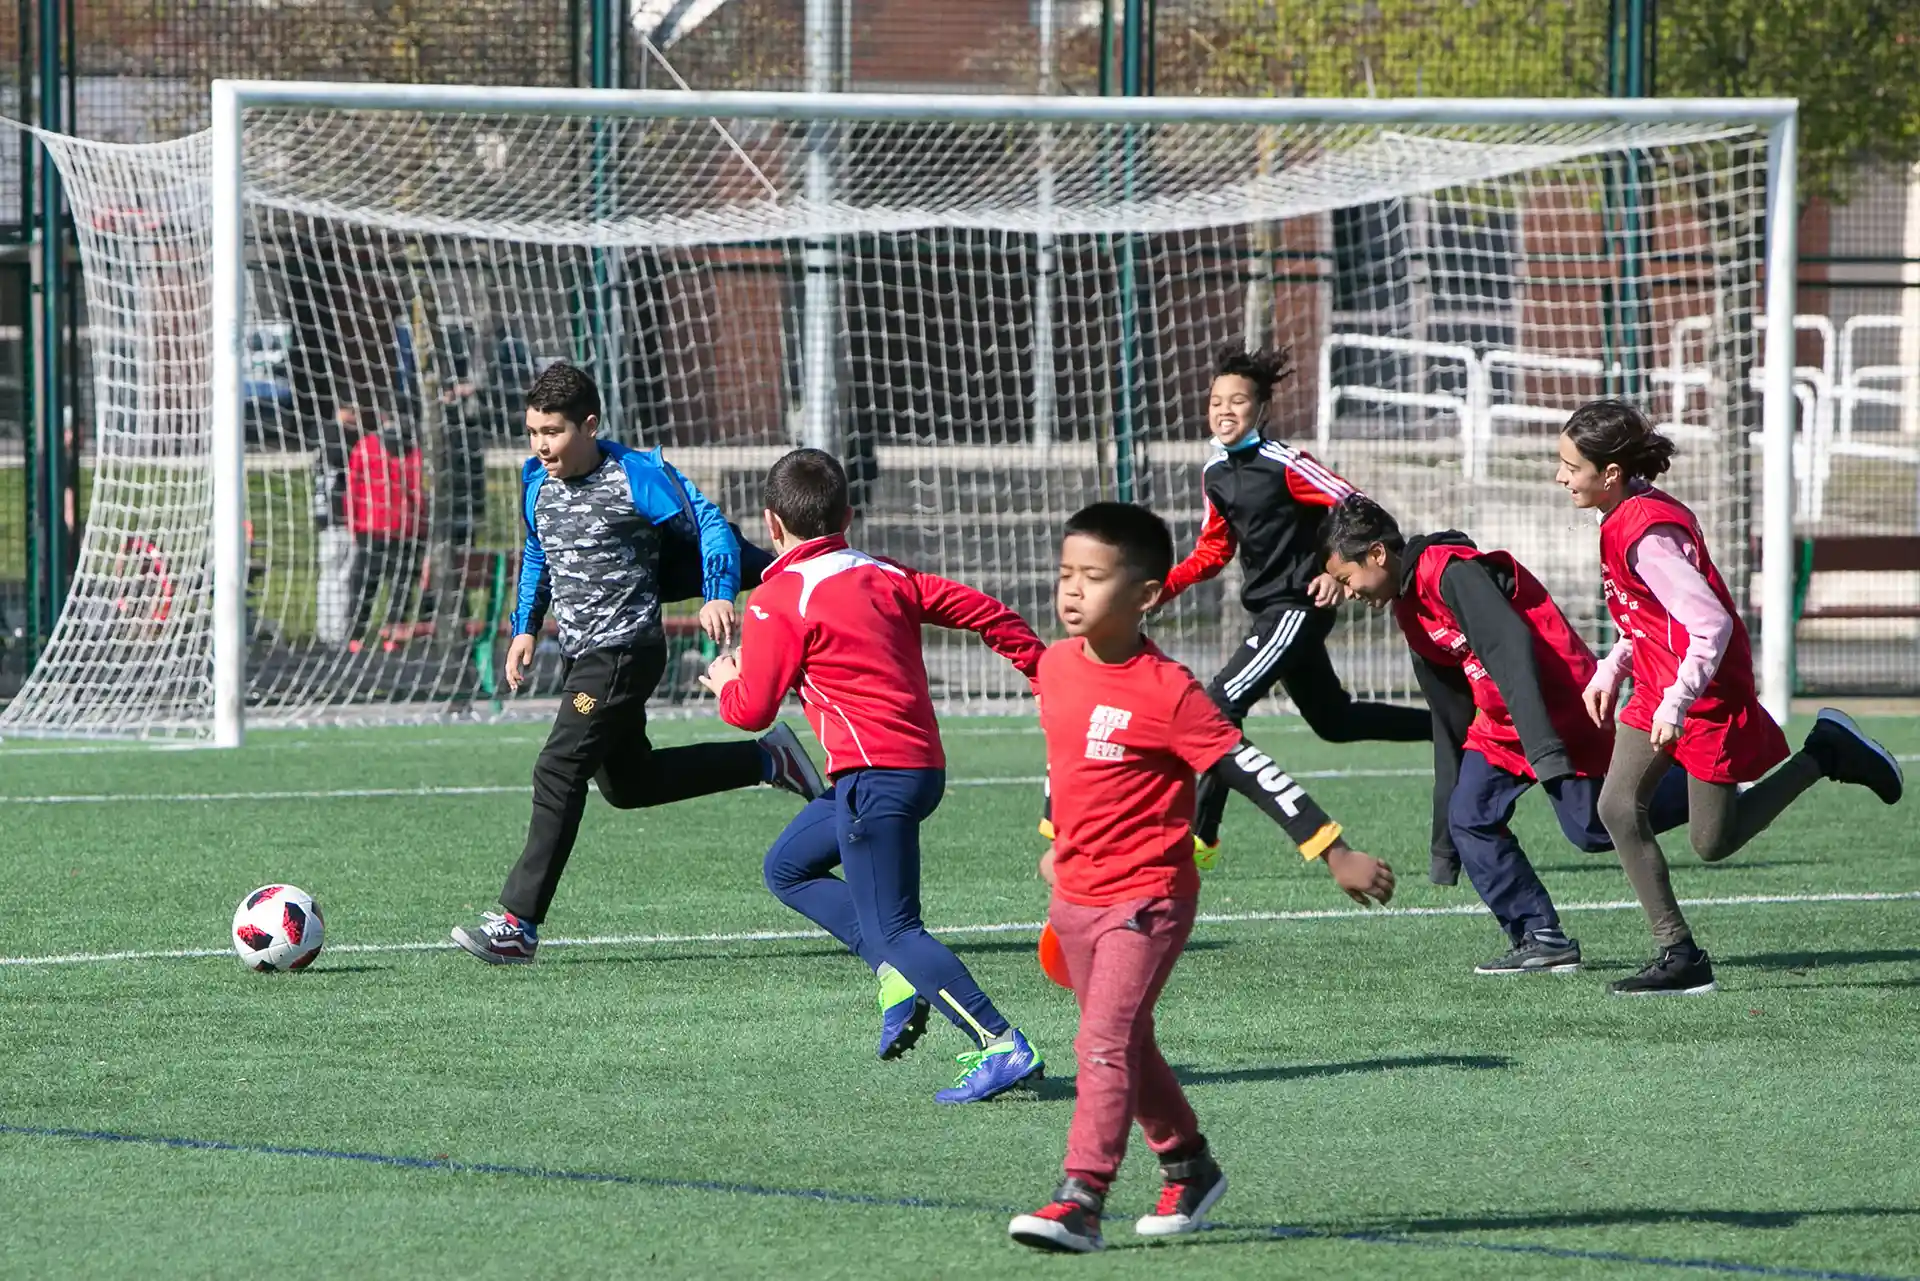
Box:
[0,724,1072,757]
[0,768,1435,806]
[10,750,1920,804]
[3,890,1916,969]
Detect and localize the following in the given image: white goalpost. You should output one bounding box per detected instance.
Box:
[1,84,1799,745]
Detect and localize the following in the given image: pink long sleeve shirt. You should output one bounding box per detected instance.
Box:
[1586,525,1733,730]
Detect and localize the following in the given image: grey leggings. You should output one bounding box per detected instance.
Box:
[1595,722,1823,948]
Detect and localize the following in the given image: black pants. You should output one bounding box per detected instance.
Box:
[1192,605,1430,845]
[348,533,428,638]
[501,642,765,923]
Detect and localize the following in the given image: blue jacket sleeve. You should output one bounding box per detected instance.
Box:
[510,463,551,636]
[672,461,742,603]
[622,450,741,602]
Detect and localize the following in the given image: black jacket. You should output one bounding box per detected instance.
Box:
[1163,437,1357,614]
[1400,531,1578,866]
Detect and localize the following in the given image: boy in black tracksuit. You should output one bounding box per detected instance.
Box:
[1155,347,1429,856]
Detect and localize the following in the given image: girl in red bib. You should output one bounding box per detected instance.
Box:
[1557,400,1903,996]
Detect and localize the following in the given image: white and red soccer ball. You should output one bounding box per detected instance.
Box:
[231,885,324,972]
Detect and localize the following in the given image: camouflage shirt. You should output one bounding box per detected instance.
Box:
[533,454,663,656]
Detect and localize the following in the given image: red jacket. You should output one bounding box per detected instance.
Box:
[1600,486,1786,783]
[716,535,1044,775]
[345,434,423,538]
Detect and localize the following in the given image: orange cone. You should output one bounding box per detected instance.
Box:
[1038,920,1072,990]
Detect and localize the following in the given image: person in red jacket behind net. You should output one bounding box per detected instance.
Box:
[700,448,1048,1104]
[343,412,427,647]
[1152,345,1428,864]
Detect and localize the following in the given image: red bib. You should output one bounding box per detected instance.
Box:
[1394,543,1612,779]
[1598,487,1787,783]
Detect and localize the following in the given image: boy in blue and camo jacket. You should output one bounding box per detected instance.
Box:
[451,363,822,964]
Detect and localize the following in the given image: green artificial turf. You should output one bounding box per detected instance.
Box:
[2,715,1917,1280]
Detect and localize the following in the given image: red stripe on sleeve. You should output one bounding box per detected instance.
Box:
[1162,495,1236,601]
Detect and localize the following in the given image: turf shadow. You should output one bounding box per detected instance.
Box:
[543,945,862,967]
[1358,1205,1920,1234]
[1745,976,1920,992]
[1034,1054,1514,1096]
[1536,859,1815,874]
[538,939,1231,967]
[952,938,1229,958]
[1174,1053,1511,1085]
[1725,948,1920,972]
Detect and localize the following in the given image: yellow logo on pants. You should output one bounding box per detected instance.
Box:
[571,692,597,715]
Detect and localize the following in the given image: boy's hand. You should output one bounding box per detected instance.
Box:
[698,599,737,648]
[1038,844,1056,887]
[1307,572,1343,609]
[1326,842,1395,905]
[505,633,536,691]
[1583,683,1613,727]
[698,652,741,700]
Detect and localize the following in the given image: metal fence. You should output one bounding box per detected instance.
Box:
[0,0,1915,701]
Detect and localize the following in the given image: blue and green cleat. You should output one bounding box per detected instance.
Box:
[877,967,929,1061]
[935,1030,1044,1103]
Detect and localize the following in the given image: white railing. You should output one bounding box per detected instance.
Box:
[1318,310,1920,526]
[1838,314,1919,441]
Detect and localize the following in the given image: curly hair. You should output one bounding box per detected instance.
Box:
[525,362,601,427]
[1211,344,1296,405]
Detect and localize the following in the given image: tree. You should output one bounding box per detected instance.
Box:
[1657,0,1920,201]
[977,0,1920,202]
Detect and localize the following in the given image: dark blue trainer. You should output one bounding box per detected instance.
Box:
[934,1029,1043,1103]
[880,996,929,1061]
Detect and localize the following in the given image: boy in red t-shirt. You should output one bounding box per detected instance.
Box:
[1008,502,1394,1254]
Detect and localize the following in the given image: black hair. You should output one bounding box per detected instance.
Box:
[764,448,849,540]
[1211,344,1295,406]
[1063,502,1175,583]
[1562,398,1676,482]
[526,362,601,426]
[1319,495,1405,563]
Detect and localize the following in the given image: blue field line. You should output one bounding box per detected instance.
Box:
[3,1123,1913,1280]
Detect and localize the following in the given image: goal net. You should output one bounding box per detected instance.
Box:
[0,89,1793,742]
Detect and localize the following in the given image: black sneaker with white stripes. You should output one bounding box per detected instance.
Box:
[1474,931,1581,976]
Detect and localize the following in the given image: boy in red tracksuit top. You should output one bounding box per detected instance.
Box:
[701,448,1048,1103]
[1008,501,1394,1255]
[1319,495,1690,979]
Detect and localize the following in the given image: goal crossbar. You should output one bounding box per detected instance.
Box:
[0,83,1799,746]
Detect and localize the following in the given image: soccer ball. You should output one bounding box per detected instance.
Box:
[231,884,325,972]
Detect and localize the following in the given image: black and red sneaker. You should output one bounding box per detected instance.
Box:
[1135,1155,1227,1237]
[1009,1179,1105,1253]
